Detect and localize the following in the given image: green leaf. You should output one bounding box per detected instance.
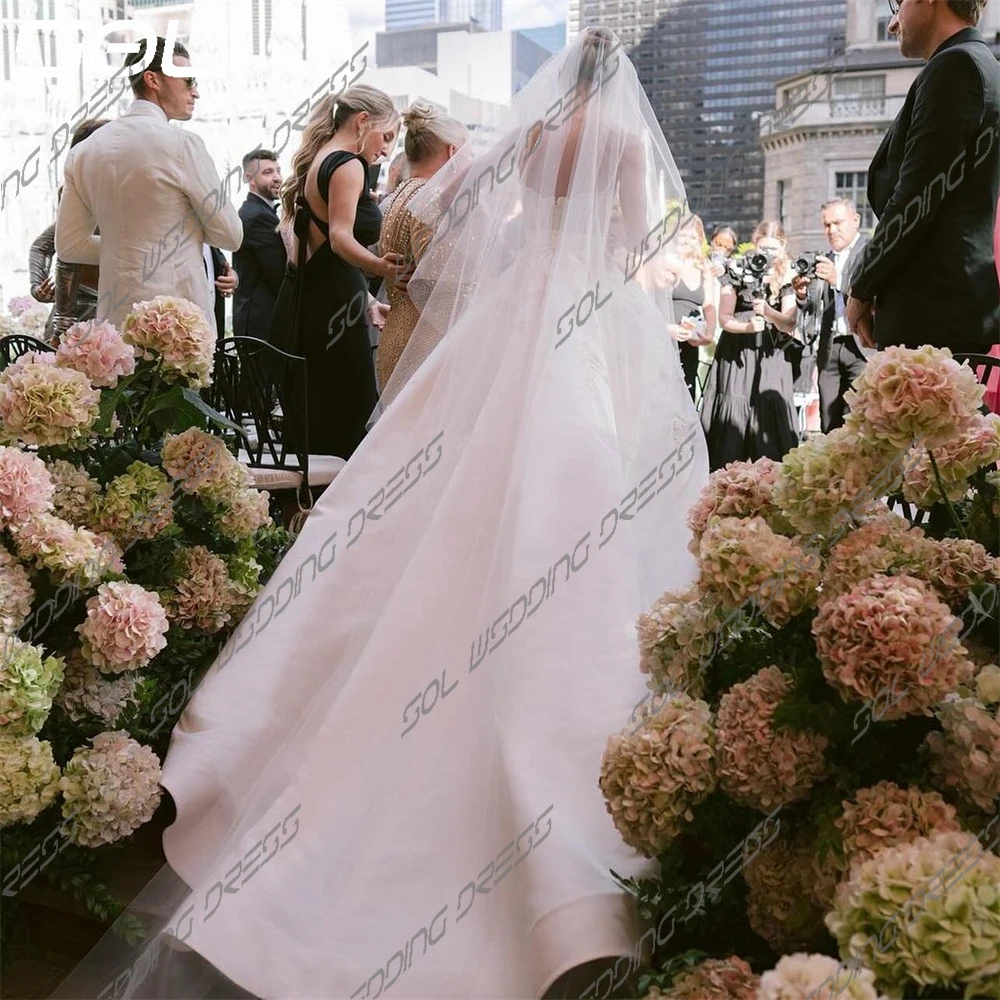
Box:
[94,386,124,434]
[179,387,245,436]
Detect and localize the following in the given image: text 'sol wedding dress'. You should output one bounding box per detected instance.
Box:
[56,29,708,1000]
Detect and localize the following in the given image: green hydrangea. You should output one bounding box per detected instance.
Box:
[92,461,174,542]
[0,639,65,737]
[0,735,61,827]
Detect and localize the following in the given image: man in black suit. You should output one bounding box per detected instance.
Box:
[207,245,236,334]
[794,199,872,432]
[233,149,285,340]
[846,0,1000,353]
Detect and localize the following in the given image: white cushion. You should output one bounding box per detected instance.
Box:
[238,450,346,490]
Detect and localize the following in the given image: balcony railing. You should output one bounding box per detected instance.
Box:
[759,94,907,135]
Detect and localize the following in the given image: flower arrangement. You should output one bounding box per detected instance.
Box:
[598,346,999,1000]
[0,297,293,960]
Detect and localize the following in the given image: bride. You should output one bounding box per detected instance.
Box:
[57,26,708,1000]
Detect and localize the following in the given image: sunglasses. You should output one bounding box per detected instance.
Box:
[887,0,902,13]
[157,71,197,89]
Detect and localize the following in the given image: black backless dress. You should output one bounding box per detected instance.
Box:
[271,150,381,459]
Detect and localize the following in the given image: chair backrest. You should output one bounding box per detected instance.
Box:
[885,494,930,528]
[212,336,309,483]
[0,335,55,370]
[953,352,1000,390]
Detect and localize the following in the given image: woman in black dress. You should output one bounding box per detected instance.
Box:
[274,85,407,459]
[700,220,801,471]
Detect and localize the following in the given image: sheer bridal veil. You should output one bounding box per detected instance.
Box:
[53,27,707,1000]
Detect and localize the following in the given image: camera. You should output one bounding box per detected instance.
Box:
[724,248,775,296]
[793,250,833,278]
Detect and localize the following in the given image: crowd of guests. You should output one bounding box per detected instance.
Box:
[20,0,1000,475]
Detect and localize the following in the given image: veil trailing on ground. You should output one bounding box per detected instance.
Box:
[371,23,690,420]
[54,28,707,1000]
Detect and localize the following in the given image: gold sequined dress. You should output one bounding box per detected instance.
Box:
[375,176,431,389]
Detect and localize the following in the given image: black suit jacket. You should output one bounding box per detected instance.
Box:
[233,193,286,339]
[799,235,871,363]
[850,27,1000,353]
[208,246,227,336]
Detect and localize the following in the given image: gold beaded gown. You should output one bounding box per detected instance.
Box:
[375,176,432,389]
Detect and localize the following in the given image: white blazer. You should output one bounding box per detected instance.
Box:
[56,100,242,335]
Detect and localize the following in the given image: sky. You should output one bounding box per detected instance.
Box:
[343,0,570,49]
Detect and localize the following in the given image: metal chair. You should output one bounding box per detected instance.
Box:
[953,352,1000,396]
[0,334,55,370]
[210,337,344,510]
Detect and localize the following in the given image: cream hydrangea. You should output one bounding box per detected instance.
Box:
[47,459,102,526]
[59,731,162,847]
[901,411,1000,508]
[55,650,139,725]
[826,831,1000,999]
[813,575,975,718]
[0,446,54,528]
[214,487,271,539]
[162,545,241,633]
[0,353,100,447]
[697,517,821,626]
[77,581,169,672]
[599,694,716,857]
[774,428,885,537]
[121,296,215,387]
[0,735,61,827]
[0,545,34,636]
[637,586,723,700]
[161,427,250,500]
[923,537,1000,610]
[975,663,1000,704]
[757,953,884,1000]
[925,695,1000,813]
[0,639,64,736]
[716,666,829,811]
[92,461,174,542]
[843,345,985,454]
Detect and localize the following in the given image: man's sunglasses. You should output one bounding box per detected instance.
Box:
[887,0,902,14]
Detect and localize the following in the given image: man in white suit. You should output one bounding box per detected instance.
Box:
[56,37,242,335]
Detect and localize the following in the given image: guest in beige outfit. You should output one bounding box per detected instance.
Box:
[374,100,468,389]
[56,37,242,335]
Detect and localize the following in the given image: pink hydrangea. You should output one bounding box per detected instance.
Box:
[656,957,760,1000]
[0,545,34,635]
[844,345,984,454]
[0,447,54,528]
[55,320,136,388]
[121,296,215,388]
[773,428,884,537]
[0,354,100,447]
[10,513,109,587]
[599,694,716,856]
[924,537,1000,609]
[696,517,821,626]
[163,546,240,633]
[926,696,1000,813]
[77,581,169,673]
[835,781,961,875]
[716,666,829,810]
[47,459,101,527]
[813,575,976,718]
[686,458,791,548]
[7,296,37,317]
[820,512,933,601]
[161,428,250,499]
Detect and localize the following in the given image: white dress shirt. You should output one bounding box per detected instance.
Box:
[832,232,861,337]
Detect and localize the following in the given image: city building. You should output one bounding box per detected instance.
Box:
[569,0,848,238]
[385,0,500,33]
[518,22,565,56]
[761,0,1000,251]
[376,20,487,74]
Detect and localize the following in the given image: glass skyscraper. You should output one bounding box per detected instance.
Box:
[385,0,500,32]
[572,0,847,237]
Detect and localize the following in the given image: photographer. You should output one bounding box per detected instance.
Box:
[793,198,871,432]
[700,221,801,471]
[707,226,738,278]
[651,215,718,401]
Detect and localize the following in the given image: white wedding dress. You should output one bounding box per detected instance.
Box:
[55,28,709,1000]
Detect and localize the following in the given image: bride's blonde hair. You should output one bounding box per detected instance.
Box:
[281,84,399,219]
[402,100,468,165]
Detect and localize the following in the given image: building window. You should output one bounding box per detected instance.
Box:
[875,0,893,41]
[777,179,790,231]
[834,171,874,231]
[831,74,886,117]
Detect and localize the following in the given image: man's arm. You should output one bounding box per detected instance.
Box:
[29,223,55,290]
[242,211,287,295]
[850,52,986,302]
[55,153,100,265]
[180,133,243,252]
